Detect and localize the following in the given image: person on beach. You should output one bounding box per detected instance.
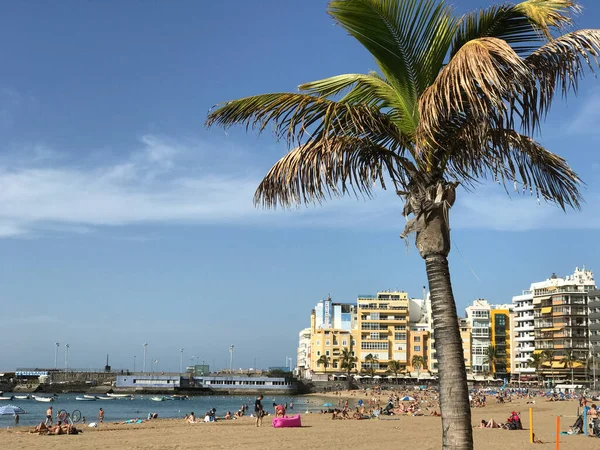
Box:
[45,406,53,426]
[14,413,19,426]
[98,408,104,423]
[187,412,197,423]
[254,395,264,427]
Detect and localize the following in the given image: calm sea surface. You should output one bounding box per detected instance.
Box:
[0,394,332,428]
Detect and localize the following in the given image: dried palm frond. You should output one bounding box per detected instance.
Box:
[446,128,581,209]
[255,137,415,208]
[515,0,580,39]
[206,93,402,150]
[518,29,600,134]
[417,37,527,156]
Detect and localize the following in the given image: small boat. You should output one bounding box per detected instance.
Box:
[14,394,31,400]
[33,396,54,402]
[150,396,166,402]
[106,393,132,398]
[96,396,115,400]
[170,395,188,400]
[76,396,96,401]
[83,394,98,399]
[0,396,14,401]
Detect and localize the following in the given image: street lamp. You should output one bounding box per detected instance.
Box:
[54,342,60,370]
[143,343,148,372]
[229,345,234,373]
[64,344,70,371]
[180,348,184,374]
[133,355,136,373]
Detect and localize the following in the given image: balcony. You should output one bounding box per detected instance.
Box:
[518,345,535,352]
[515,324,534,332]
[515,335,535,342]
[515,314,534,322]
[514,304,533,312]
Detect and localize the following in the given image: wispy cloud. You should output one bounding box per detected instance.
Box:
[0,135,598,238]
[565,89,600,136]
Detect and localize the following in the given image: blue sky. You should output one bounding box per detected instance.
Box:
[1,0,599,372]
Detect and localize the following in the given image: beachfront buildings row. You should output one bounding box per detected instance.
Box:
[297,266,599,385]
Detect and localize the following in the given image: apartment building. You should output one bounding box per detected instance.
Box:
[466,299,491,374]
[459,318,472,373]
[296,328,311,379]
[512,290,535,382]
[490,309,512,379]
[356,291,410,373]
[589,289,600,380]
[308,296,357,380]
[533,267,595,384]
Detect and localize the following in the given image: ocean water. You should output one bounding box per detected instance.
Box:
[0,394,330,428]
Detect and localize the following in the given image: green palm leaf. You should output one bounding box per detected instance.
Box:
[328,0,459,134]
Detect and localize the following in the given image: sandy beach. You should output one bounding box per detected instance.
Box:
[1,397,596,449]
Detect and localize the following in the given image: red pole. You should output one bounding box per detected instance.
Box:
[555,416,560,450]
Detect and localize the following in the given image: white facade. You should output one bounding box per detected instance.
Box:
[296,328,311,379]
[466,299,491,374]
[512,291,535,377]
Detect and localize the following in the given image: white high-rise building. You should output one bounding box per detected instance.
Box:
[512,290,535,381]
[296,328,312,379]
[466,299,491,374]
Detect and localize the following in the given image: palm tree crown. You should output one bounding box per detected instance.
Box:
[207,1,600,448]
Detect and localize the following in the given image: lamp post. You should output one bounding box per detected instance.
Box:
[180,348,184,374]
[64,344,69,371]
[133,355,136,373]
[229,345,234,373]
[143,343,148,372]
[54,342,60,370]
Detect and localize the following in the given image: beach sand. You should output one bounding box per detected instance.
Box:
[1,398,595,449]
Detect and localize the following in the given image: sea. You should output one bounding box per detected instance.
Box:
[0,393,332,428]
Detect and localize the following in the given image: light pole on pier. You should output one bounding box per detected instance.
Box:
[229,345,234,373]
[180,348,184,374]
[133,355,136,373]
[64,344,70,371]
[143,343,148,372]
[54,342,60,370]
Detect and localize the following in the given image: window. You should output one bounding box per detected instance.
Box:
[325,340,330,346]
[316,340,320,346]
[414,346,421,352]
[342,340,348,346]
[360,342,389,350]
[326,350,330,356]
[317,351,321,356]
[414,337,421,342]
[394,332,407,341]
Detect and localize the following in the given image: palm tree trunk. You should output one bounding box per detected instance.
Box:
[425,254,473,449]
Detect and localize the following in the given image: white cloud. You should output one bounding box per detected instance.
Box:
[0,135,597,238]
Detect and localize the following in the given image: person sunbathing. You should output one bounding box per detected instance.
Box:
[479,419,501,428]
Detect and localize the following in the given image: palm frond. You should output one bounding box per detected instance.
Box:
[519,29,600,134]
[515,0,580,39]
[446,129,581,210]
[299,72,400,111]
[206,92,402,149]
[328,0,459,133]
[254,136,414,208]
[417,37,527,156]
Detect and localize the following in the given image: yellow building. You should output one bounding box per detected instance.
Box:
[356,291,410,373]
[407,329,429,372]
[490,309,512,378]
[309,308,357,380]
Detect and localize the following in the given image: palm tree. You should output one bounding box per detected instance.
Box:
[363,353,379,381]
[527,353,544,386]
[388,360,404,384]
[563,349,579,387]
[483,345,499,378]
[542,349,555,387]
[412,355,426,380]
[316,355,330,375]
[206,1,600,447]
[339,348,358,386]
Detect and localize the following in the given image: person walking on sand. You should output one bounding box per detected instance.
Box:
[254,395,264,427]
[45,406,53,426]
[98,408,104,423]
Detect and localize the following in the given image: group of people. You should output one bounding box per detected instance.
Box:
[477,411,523,430]
[31,421,81,435]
